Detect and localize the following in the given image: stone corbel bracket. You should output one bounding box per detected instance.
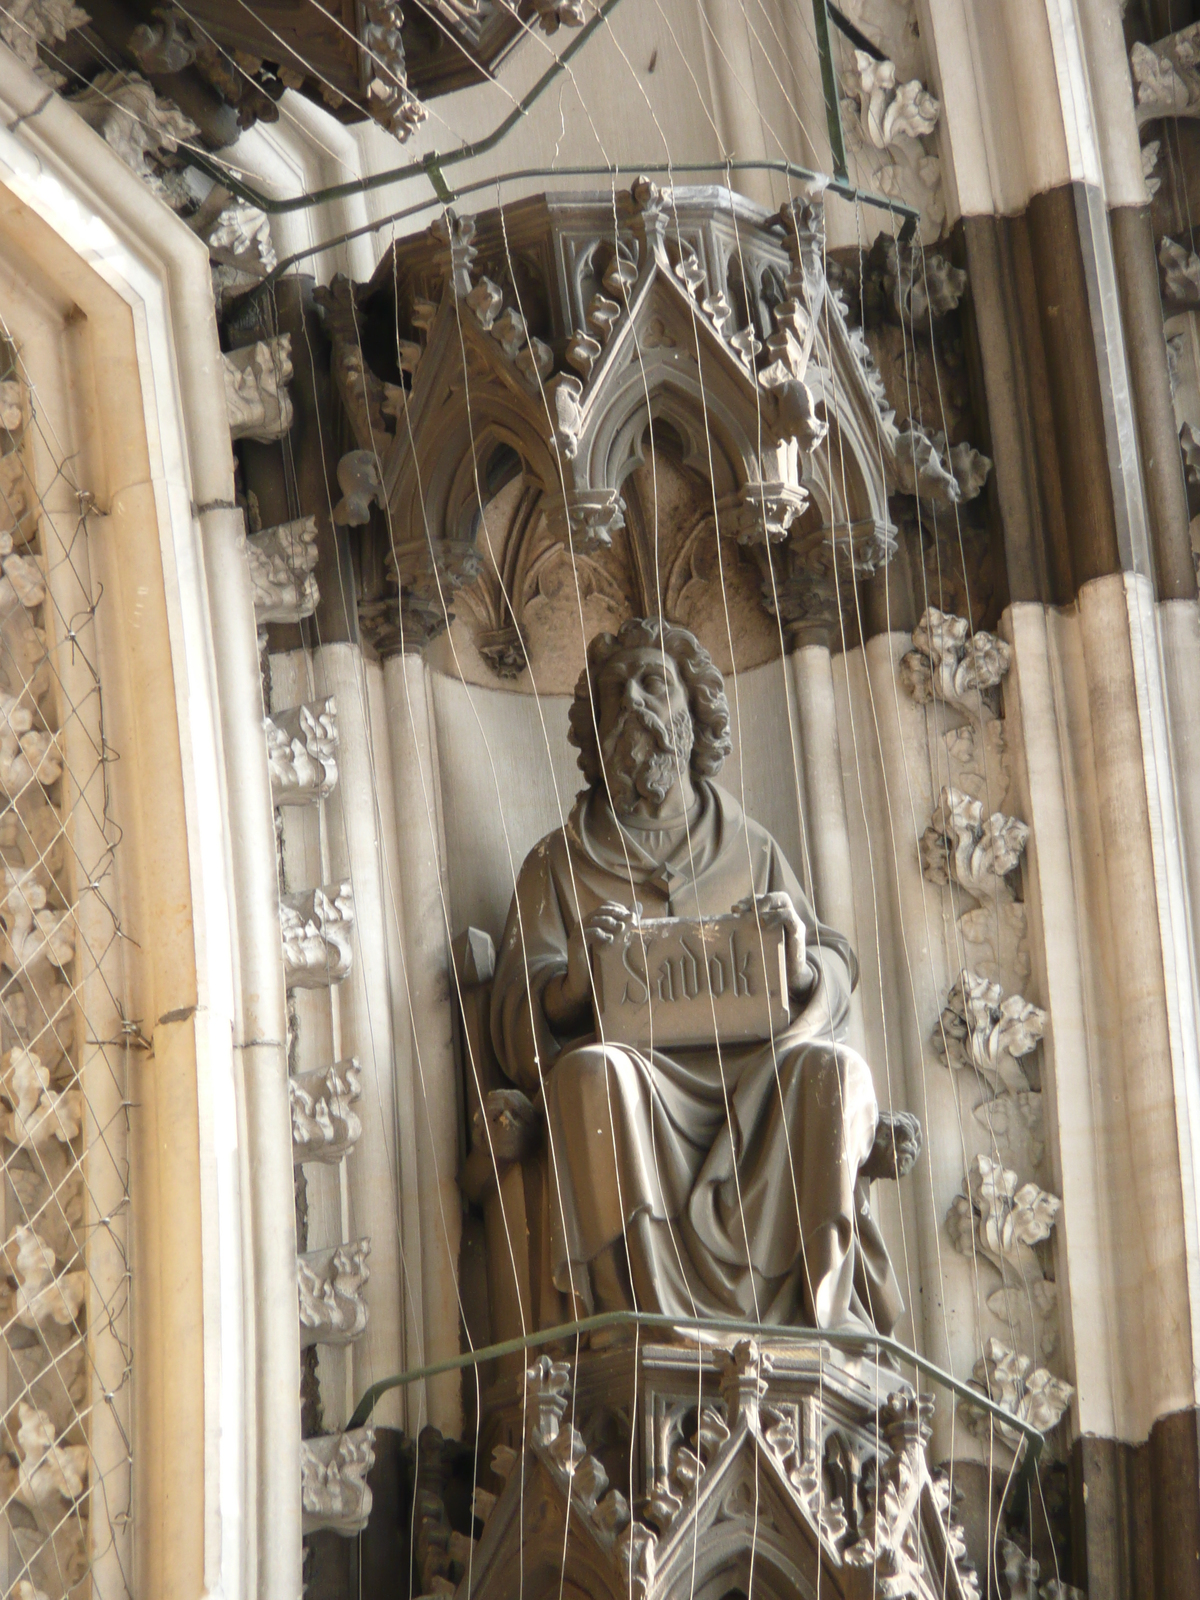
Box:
[247,517,320,626]
[300,1427,376,1535]
[224,336,295,443]
[265,697,339,805]
[290,1057,362,1164]
[298,1239,371,1347]
[280,881,354,989]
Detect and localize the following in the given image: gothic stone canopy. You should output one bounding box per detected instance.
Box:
[329,182,912,656]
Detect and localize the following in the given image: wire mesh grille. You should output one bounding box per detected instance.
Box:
[0,332,132,1599]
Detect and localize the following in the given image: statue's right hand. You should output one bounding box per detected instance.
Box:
[561,901,640,1007]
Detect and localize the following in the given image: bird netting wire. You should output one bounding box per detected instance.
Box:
[0,326,132,1600]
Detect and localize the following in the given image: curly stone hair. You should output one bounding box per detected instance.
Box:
[568,617,732,784]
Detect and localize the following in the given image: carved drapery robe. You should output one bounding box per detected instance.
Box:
[491,779,903,1334]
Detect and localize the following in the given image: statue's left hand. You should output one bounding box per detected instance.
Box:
[732,891,812,997]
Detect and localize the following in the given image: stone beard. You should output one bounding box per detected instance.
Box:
[489,619,906,1335]
[599,702,694,812]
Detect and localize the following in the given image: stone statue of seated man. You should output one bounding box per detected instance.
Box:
[489,617,919,1335]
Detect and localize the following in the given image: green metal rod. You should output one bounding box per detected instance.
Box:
[235,157,917,311]
[812,0,849,182]
[346,1310,1043,1488]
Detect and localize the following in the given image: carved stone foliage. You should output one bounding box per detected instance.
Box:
[903,604,1070,1455]
[909,609,1024,979]
[224,337,295,443]
[246,517,319,625]
[921,787,1029,980]
[290,1057,362,1165]
[1132,24,1200,124]
[0,0,89,87]
[829,224,995,626]
[298,1239,371,1348]
[280,882,354,990]
[265,698,339,806]
[70,70,198,187]
[947,1154,1059,1277]
[301,1427,376,1535]
[466,1343,980,1600]
[833,2,947,241]
[0,387,92,1600]
[935,971,1045,1096]
[901,608,1009,718]
[964,1339,1072,1446]
[359,0,427,138]
[348,182,939,663]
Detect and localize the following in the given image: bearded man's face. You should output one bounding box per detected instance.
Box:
[594,646,696,813]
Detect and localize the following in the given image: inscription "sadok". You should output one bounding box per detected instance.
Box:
[591,911,791,1049]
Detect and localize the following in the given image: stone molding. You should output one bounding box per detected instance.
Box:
[903,605,1071,1458]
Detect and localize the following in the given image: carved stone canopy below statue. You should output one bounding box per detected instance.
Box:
[328,182,909,667]
[462,1340,979,1600]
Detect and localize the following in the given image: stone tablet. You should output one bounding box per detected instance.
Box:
[591,912,791,1049]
